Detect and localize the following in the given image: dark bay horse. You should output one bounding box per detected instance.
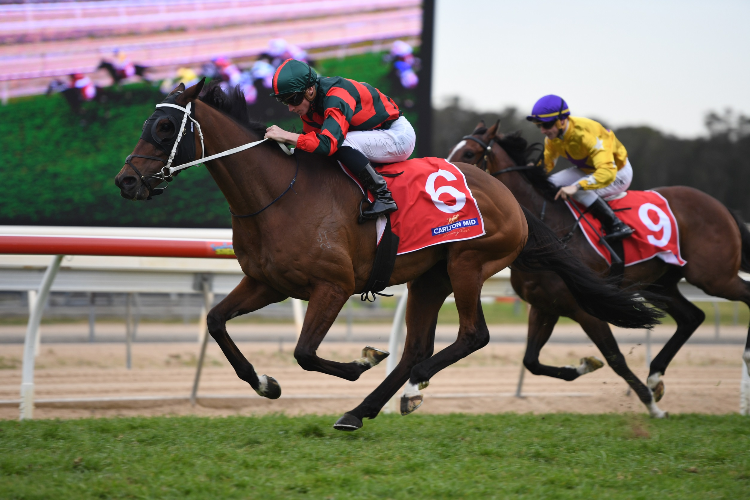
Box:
[449,121,750,414]
[114,81,664,429]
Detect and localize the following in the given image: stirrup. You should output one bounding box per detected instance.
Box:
[603,224,634,241]
[358,198,396,223]
[361,201,397,220]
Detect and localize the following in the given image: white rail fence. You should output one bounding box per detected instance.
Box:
[1,226,747,418]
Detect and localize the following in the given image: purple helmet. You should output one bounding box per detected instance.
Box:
[526,95,570,123]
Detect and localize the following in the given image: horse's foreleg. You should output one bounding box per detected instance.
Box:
[293,284,384,381]
[334,263,452,430]
[521,307,597,381]
[207,276,287,398]
[575,312,667,418]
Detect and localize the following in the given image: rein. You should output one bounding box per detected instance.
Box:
[459,132,572,230]
[461,134,539,177]
[229,153,299,218]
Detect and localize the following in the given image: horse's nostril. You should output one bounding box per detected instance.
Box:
[120,176,137,189]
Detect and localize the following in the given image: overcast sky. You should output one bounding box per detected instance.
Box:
[432,0,750,138]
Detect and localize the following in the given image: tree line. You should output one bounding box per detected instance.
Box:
[432,98,750,218]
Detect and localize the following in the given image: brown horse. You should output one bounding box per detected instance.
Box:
[114,81,663,430]
[449,121,750,414]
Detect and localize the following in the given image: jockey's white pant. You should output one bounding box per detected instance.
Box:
[341,116,416,163]
[548,160,633,207]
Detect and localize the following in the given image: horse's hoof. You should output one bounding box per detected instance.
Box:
[400,395,423,416]
[583,356,604,371]
[418,380,430,390]
[333,413,363,431]
[647,400,667,419]
[255,374,281,399]
[652,380,665,402]
[361,346,390,367]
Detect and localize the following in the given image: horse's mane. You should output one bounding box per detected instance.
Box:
[474,127,558,201]
[199,83,273,144]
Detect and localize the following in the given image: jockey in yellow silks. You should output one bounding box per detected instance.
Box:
[527,94,634,241]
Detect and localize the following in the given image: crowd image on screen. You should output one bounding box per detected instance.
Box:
[46,39,419,114]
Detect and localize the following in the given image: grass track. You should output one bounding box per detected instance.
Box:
[1,413,748,499]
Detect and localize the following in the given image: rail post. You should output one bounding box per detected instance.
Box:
[384,289,409,414]
[191,275,214,406]
[125,293,133,370]
[515,363,526,398]
[292,299,305,338]
[20,255,63,421]
[741,360,750,416]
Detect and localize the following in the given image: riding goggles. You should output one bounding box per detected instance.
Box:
[276,92,305,106]
[536,120,557,130]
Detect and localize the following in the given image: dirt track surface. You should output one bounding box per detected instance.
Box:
[1,339,746,420]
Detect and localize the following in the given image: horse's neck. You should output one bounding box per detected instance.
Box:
[193,101,364,244]
[195,102,293,219]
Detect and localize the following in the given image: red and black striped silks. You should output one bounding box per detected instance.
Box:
[296,76,401,156]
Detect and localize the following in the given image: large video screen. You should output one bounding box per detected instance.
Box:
[0,0,432,228]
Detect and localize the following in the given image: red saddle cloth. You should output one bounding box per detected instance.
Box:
[341,158,486,254]
[565,190,686,267]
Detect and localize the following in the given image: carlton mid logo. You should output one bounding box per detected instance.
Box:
[447,214,460,224]
[426,169,466,214]
[432,218,479,236]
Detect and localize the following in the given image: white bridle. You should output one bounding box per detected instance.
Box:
[155,101,293,178]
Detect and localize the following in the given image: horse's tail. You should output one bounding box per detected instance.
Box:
[728,209,750,273]
[512,206,664,329]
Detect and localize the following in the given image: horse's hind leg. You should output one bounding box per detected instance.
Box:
[293,283,389,381]
[575,311,666,418]
[686,274,750,378]
[334,263,452,430]
[522,306,604,381]
[645,278,706,401]
[207,276,288,398]
[401,262,493,408]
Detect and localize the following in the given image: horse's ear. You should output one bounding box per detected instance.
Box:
[487,119,501,137]
[177,78,206,104]
[168,83,185,96]
[471,120,485,134]
[189,77,206,97]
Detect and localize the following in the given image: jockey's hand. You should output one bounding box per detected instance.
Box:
[555,184,580,201]
[264,125,299,146]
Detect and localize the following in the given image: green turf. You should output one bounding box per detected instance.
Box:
[1,413,747,499]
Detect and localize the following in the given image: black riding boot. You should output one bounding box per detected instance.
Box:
[588,197,633,241]
[333,146,397,221]
[356,164,398,220]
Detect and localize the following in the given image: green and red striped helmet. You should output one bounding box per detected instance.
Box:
[270,59,318,97]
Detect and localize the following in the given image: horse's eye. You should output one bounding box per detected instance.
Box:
[160,122,172,132]
[463,151,474,158]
